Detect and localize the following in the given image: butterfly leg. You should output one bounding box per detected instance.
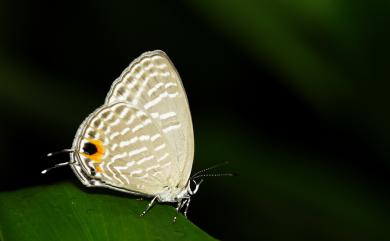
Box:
[140,196,157,217]
[173,199,188,223]
[183,198,191,218]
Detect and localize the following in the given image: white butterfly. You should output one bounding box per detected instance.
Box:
[43,50,225,221]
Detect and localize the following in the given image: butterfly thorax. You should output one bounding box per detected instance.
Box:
[156,182,191,202]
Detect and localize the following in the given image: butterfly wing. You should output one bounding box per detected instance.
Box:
[104,50,194,188]
[71,102,182,196]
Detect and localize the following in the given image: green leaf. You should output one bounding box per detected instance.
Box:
[0,182,216,241]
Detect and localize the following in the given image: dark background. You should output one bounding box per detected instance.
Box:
[1,1,390,240]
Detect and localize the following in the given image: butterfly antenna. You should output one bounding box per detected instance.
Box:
[191,161,229,179]
[47,149,74,157]
[41,162,72,174]
[192,172,237,179]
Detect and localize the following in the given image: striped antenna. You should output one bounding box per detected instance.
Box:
[190,161,230,179]
[191,173,237,179]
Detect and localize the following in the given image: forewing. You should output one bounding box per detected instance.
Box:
[73,103,181,196]
[105,50,194,187]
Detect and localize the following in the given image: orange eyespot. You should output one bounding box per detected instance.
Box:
[81,138,104,163]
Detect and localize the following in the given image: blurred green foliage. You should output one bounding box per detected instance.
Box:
[187,0,390,155]
[196,121,390,240]
[0,182,215,241]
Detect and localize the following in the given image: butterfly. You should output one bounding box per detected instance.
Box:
[43,50,232,221]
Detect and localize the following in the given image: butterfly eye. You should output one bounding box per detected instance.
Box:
[83,142,98,155]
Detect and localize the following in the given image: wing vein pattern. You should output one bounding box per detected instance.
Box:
[74,50,194,196]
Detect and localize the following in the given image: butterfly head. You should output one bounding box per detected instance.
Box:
[156,179,203,203]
